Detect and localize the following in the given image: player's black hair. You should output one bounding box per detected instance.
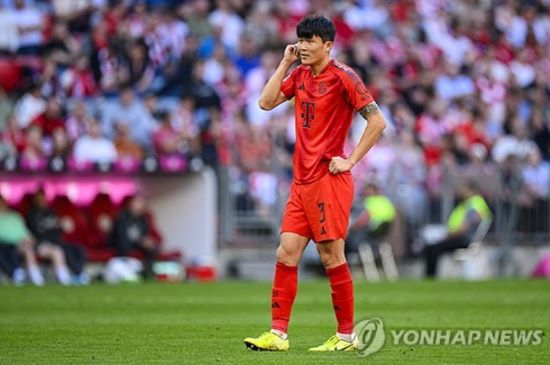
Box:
[296,15,335,42]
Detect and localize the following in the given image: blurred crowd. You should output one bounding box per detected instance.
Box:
[0,190,166,285]
[0,0,550,233]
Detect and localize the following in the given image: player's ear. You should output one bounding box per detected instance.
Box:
[324,41,333,52]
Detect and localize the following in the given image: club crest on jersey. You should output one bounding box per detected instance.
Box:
[318,81,328,95]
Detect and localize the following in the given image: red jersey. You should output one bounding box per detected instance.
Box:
[281,59,374,184]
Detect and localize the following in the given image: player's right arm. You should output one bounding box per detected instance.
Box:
[258,44,299,110]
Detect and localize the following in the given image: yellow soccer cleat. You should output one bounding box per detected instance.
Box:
[308,335,357,352]
[244,331,289,351]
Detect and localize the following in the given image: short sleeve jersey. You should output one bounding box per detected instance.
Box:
[281,59,374,184]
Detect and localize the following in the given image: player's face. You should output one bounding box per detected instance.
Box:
[297,36,332,65]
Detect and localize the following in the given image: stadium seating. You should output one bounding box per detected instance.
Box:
[10,192,183,263]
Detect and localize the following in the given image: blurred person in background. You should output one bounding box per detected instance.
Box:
[169,96,201,155]
[26,190,88,284]
[347,183,396,253]
[208,0,244,52]
[64,101,88,141]
[114,121,144,160]
[50,127,71,161]
[121,40,155,93]
[0,195,28,285]
[59,54,98,98]
[102,87,157,148]
[0,87,13,130]
[109,195,159,280]
[424,181,492,278]
[30,97,66,137]
[0,195,64,286]
[152,110,188,156]
[73,116,117,164]
[11,0,45,55]
[0,3,20,53]
[20,124,45,166]
[1,114,25,156]
[459,143,499,201]
[387,131,428,226]
[42,20,80,66]
[521,148,550,232]
[14,84,45,129]
[492,118,538,164]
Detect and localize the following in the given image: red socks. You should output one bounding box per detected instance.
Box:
[271,262,298,334]
[270,262,354,335]
[326,263,354,334]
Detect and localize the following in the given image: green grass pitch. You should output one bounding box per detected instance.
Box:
[0,279,548,364]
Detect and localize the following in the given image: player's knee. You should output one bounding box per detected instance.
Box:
[317,247,345,268]
[318,251,336,267]
[276,245,299,266]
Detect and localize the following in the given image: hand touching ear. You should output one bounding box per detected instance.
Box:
[283,43,300,63]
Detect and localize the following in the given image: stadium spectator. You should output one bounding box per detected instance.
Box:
[169,96,200,154]
[14,84,45,129]
[459,143,500,200]
[182,0,213,40]
[522,149,550,200]
[233,35,261,77]
[348,183,396,253]
[521,148,550,232]
[424,181,492,278]
[11,0,45,55]
[152,110,186,156]
[20,124,45,166]
[492,118,538,164]
[26,190,88,284]
[0,87,13,130]
[109,195,159,280]
[0,3,19,53]
[73,116,117,164]
[121,40,155,93]
[50,125,71,160]
[386,131,428,227]
[186,61,221,112]
[199,108,222,167]
[59,54,98,98]
[30,97,65,137]
[208,0,244,52]
[235,116,272,173]
[0,195,47,285]
[532,109,550,161]
[1,114,24,155]
[203,42,228,86]
[64,101,88,141]
[43,20,80,66]
[102,87,156,147]
[434,63,475,101]
[114,121,144,160]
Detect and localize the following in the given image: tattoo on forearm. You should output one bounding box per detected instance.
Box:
[359,102,380,119]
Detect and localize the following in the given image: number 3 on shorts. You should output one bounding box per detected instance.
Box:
[317,202,325,224]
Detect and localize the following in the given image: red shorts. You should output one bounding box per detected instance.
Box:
[281,172,354,242]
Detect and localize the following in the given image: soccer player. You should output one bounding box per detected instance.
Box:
[243,15,387,352]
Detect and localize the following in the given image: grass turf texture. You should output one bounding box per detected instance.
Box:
[0,280,548,364]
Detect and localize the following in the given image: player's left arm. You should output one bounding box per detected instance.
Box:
[329,102,386,174]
